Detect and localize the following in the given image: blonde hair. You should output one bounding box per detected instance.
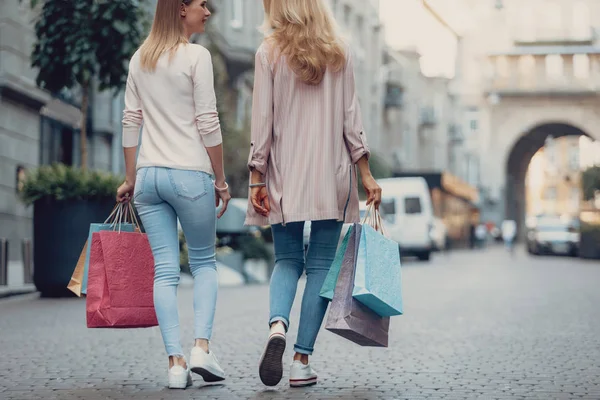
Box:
[139,0,193,72]
[262,0,346,85]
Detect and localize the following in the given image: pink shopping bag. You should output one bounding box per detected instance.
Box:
[86,230,158,328]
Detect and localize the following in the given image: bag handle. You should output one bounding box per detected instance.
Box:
[104,202,142,233]
[361,203,388,237]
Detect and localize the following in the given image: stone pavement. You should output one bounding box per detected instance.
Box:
[1,247,600,400]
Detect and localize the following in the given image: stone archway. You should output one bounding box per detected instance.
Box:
[505,122,590,238]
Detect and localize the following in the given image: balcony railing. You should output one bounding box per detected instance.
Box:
[486,52,600,96]
[384,85,403,109]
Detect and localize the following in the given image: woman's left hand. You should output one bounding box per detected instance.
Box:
[116,180,135,203]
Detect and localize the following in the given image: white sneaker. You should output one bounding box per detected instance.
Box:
[189,347,226,382]
[259,323,287,386]
[289,360,318,387]
[168,364,192,389]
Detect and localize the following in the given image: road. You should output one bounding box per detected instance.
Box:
[1,246,599,400]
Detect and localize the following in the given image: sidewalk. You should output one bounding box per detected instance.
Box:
[1,249,600,399]
[0,261,35,299]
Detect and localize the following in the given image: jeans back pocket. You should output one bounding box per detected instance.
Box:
[167,169,208,201]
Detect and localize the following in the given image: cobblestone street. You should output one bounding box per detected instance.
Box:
[1,247,600,400]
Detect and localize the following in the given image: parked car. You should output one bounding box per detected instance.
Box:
[526,216,580,256]
[377,177,434,261]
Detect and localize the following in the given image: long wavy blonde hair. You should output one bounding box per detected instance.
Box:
[139,0,193,72]
[262,0,346,85]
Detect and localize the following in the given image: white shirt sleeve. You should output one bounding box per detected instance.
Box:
[192,47,222,147]
[122,67,143,148]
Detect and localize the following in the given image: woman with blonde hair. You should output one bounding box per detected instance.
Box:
[116,0,230,389]
[246,0,382,388]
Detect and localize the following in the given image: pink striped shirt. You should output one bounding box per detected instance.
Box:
[244,42,370,226]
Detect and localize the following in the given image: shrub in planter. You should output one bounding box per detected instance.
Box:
[20,164,123,297]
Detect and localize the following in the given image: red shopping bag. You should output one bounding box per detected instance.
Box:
[86,230,158,328]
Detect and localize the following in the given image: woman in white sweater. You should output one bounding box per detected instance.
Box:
[116,0,230,389]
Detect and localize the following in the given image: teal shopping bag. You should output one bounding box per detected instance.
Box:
[352,223,403,317]
[319,225,354,301]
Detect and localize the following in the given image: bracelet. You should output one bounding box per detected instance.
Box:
[249,182,266,188]
[214,182,229,192]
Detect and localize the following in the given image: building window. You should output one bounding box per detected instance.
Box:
[231,0,243,29]
[356,16,364,48]
[343,4,352,28]
[545,54,563,80]
[569,144,580,171]
[573,54,590,80]
[40,117,76,166]
[466,109,479,136]
[330,0,338,13]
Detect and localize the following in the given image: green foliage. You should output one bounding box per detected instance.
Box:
[204,40,251,198]
[235,234,273,262]
[581,166,600,201]
[19,164,123,206]
[26,0,148,94]
[179,230,190,272]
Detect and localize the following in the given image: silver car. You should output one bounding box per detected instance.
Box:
[527,216,580,256]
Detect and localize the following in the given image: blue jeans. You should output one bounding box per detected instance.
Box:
[134,167,218,357]
[269,220,343,355]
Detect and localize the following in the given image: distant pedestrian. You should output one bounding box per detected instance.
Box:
[116,0,230,389]
[475,223,487,248]
[245,0,382,388]
[502,220,517,256]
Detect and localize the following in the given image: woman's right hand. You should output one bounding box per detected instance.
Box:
[215,185,231,219]
[251,186,270,217]
[362,174,382,210]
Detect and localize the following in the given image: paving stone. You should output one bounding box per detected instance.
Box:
[1,248,599,398]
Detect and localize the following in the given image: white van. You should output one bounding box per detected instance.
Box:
[377,177,434,261]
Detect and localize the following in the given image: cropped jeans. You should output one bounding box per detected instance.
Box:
[269,220,343,355]
[134,167,218,357]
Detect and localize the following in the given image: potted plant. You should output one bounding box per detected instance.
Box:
[19,164,122,297]
[580,166,600,259]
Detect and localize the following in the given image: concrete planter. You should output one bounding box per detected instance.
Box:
[33,197,115,297]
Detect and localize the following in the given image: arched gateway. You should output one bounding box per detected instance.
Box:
[479,99,600,239]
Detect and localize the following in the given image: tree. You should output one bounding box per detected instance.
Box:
[25,0,147,169]
[581,165,600,201]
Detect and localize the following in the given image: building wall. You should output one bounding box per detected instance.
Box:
[452,0,600,224]
[381,48,458,174]
[0,1,124,262]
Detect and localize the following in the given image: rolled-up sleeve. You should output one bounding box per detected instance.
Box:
[247,46,273,174]
[122,70,143,148]
[343,49,370,164]
[193,48,222,147]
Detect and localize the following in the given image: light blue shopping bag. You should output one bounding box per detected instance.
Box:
[81,204,137,294]
[352,223,403,317]
[320,225,354,301]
